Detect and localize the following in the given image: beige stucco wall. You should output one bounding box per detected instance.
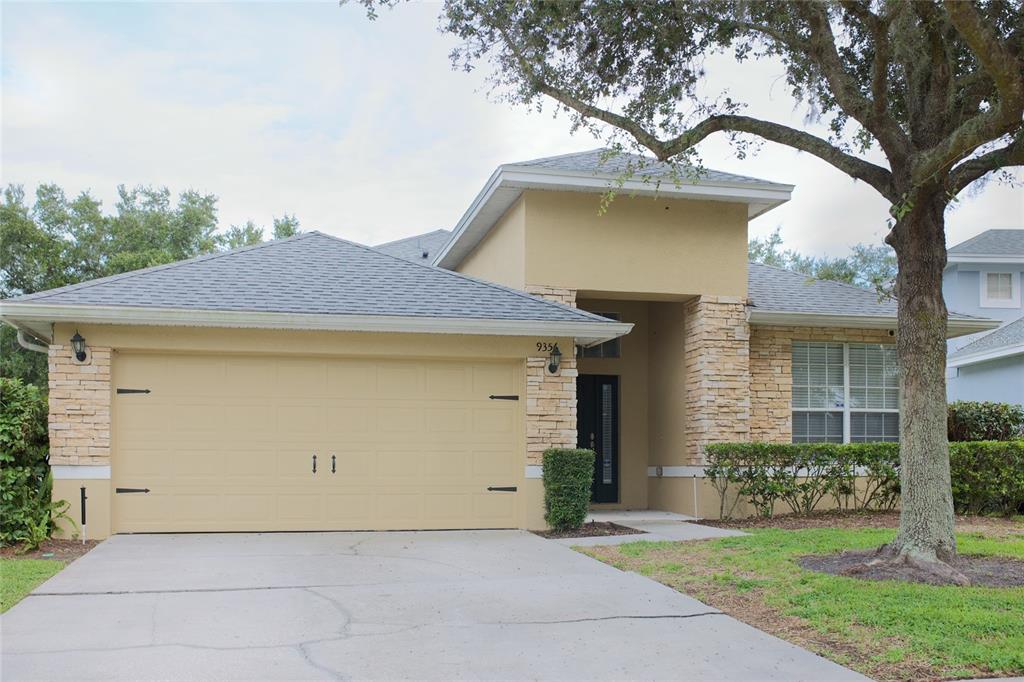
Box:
[577,299,649,510]
[457,197,526,290]
[750,325,896,442]
[523,190,749,298]
[647,301,688,466]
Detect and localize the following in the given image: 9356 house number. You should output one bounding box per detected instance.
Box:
[536,342,557,352]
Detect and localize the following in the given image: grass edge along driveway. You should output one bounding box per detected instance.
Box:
[582,527,1023,681]
[1,559,65,612]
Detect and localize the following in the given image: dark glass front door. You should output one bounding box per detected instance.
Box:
[577,375,619,503]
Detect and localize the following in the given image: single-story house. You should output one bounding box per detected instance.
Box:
[0,149,998,537]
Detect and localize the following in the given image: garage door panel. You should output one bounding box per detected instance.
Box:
[113,354,522,533]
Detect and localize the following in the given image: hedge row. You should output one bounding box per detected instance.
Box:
[0,377,71,550]
[948,401,1024,441]
[704,440,1023,519]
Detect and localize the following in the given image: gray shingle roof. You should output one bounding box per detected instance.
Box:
[6,231,609,324]
[375,229,452,262]
[747,262,983,321]
[948,229,1024,256]
[950,315,1024,359]
[511,148,790,188]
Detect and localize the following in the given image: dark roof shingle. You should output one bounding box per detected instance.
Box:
[948,229,1024,256]
[7,232,608,324]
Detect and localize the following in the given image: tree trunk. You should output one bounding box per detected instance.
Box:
[881,191,967,585]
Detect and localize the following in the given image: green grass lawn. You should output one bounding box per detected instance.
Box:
[584,528,1024,681]
[1,558,65,613]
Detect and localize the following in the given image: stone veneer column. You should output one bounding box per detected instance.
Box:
[48,344,112,466]
[524,285,578,464]
[683,296,751,464]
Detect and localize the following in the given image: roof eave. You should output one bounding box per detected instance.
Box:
[748,310,1000,338]
[948,343,1024,368]
[947,254,1024,265]
[0,302,634,347]
[434,166,793,270]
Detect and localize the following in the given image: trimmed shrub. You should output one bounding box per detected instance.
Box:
[706,440,1022,518]
[0,377,71,549]
[542,448,594,530]
[948,401,1024,441]
[949,440,1024,515]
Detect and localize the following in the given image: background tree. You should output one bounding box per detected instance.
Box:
[0,183,301,387]
[750,227,897,292]
[378,0,1024,581]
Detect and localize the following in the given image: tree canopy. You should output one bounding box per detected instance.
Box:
[749,228,897,293]
[0,183,302,385]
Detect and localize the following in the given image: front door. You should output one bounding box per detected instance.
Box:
[577,375,619,503]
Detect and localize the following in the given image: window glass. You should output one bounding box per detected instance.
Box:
[792,341,899,443]
[581,313,621,358]
[986,272,1013,300]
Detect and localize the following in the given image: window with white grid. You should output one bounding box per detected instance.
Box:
[791,341,900,443]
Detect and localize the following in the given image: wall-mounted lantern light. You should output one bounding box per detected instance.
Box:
[70,330,88,362]
[547,344,562,374]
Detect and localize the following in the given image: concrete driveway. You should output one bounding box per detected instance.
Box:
[2,531,865,681]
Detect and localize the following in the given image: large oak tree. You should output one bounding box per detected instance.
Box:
[365,0,1023,582]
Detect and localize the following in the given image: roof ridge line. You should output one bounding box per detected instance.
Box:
[374,228,451,248]
[13,232,314,303]
[313,231,608,324]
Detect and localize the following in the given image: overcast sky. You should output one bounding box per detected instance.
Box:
[2,2,1021,256]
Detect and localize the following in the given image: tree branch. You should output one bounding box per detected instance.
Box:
[944,0,1024,104]
[946,135,1024,194]
[796,2,910,159]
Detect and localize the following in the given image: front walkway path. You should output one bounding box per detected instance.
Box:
[2,531,865,681]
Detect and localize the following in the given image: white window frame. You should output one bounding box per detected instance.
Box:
[979,270,1021,309]
[791,341,901,444]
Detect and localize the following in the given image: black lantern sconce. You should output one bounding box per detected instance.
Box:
[547,344,562,374]
[70,330,88,362]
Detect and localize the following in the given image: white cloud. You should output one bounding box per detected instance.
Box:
[2,2,1020,254]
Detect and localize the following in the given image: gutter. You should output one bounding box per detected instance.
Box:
[16,329,48,353]
[748,310,1000,338]
[0,302,634,347]
[947,343,1024,368]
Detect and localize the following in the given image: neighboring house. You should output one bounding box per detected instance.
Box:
[944,229,1024,405]
[0,149,997,536]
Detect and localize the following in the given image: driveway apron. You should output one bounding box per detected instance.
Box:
[1,530,867,681]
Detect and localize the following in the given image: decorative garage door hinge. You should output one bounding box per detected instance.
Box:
[486,486,517,492]
[115,488,150,494]
[116,388,151,394]
[488,395,519,401]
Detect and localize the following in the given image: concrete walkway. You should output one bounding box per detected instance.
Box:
[2,531,865,681]
[564,510,748,547]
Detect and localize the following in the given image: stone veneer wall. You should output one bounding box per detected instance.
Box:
[683,296,751,464]
[749,326,897,442]
[525,285,578,464]
[48,344,112,466]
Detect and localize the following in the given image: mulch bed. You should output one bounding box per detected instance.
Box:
[800,551,1024,587]
[702,508,1024,538]
[0,539,100,562]
[533,521,642,539]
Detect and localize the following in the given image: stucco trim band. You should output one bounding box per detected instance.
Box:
[52,465,111,480]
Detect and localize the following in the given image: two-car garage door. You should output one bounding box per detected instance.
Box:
[112,353,522,533]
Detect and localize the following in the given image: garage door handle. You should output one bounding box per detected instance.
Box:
[331,455,336,474]
[487,486,517,492]
[312,454,317,474]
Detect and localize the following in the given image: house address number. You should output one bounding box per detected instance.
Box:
[536,342,557,352]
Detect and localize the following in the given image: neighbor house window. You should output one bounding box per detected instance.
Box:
[791,341,900,443]
[981,271,1020,308]
[581,313,622,358]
